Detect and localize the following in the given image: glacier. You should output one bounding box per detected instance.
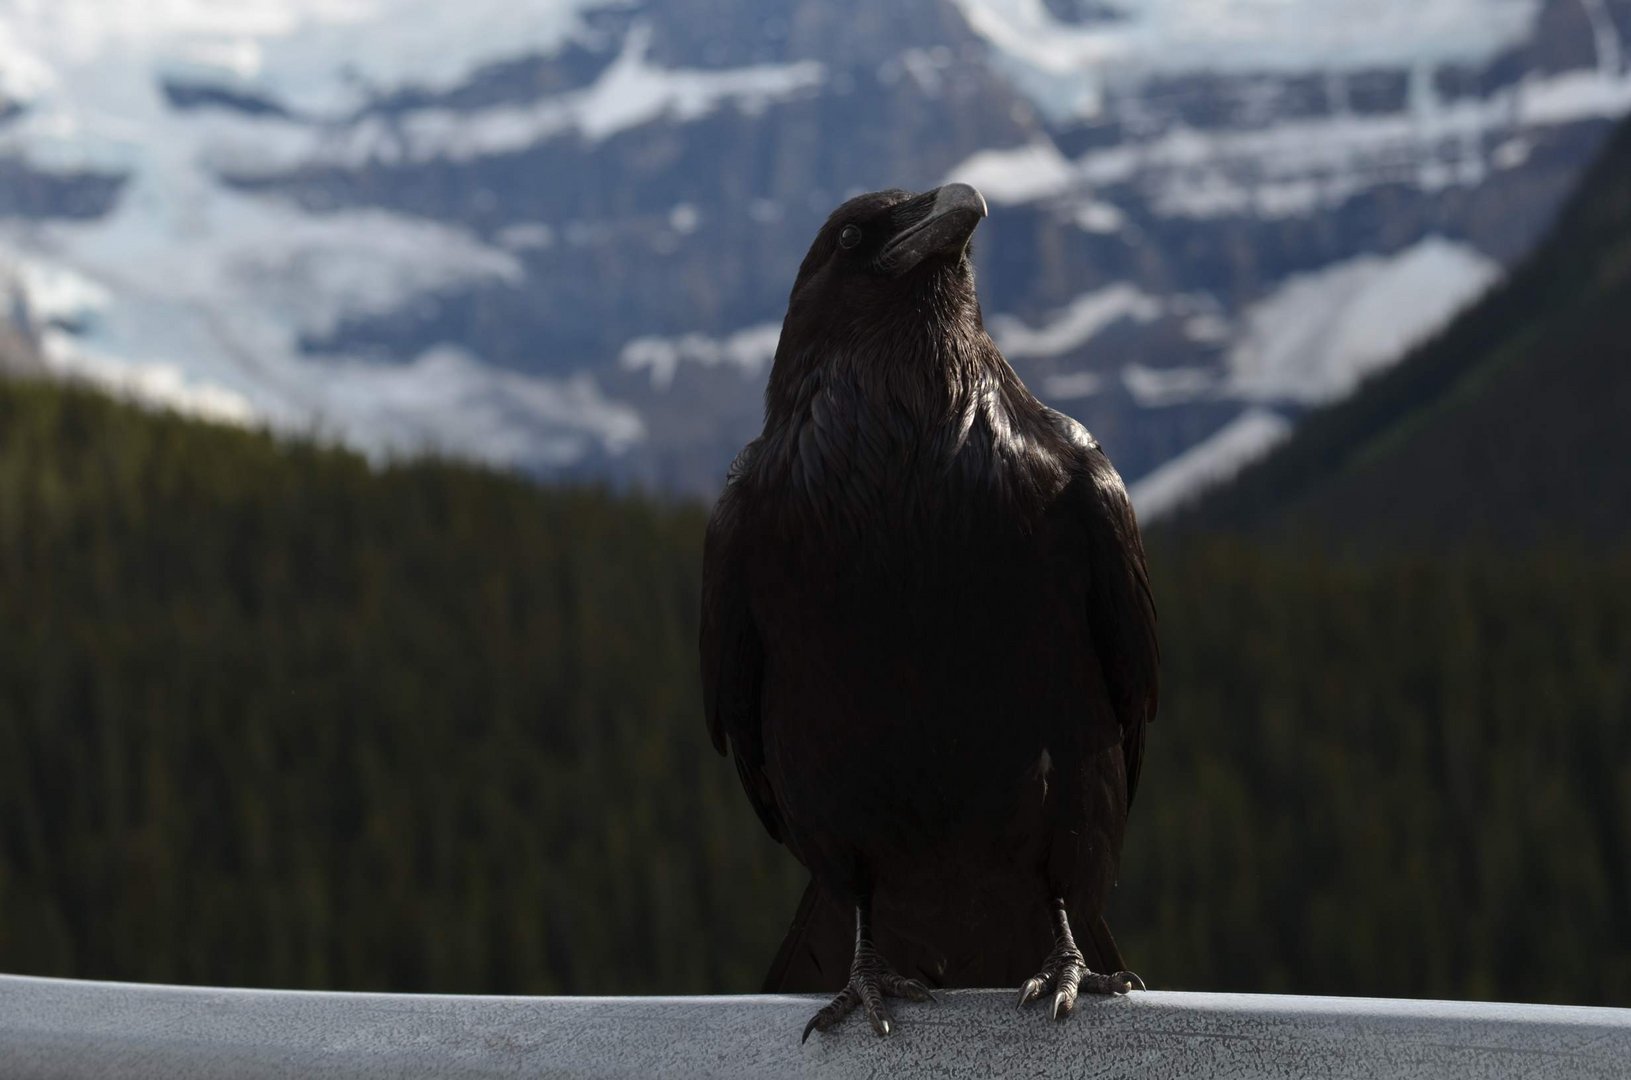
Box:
[0,0,1625,507]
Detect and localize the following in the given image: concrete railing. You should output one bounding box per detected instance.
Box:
[3,972,1629,1078]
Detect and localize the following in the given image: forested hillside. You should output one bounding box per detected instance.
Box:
[0,380,799,994]
[1174,115,1631,549]
[2,378,1626,1006]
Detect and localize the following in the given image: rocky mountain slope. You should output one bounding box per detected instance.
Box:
[0,0,1628,501]
[1169,112,1631,549]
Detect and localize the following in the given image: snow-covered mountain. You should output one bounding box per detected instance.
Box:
[1,0,1628,510]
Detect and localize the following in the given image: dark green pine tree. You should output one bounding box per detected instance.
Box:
[0,378,1627,1007]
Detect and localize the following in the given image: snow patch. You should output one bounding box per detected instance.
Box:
[0,252,110,328]
[945,141,1076,204]
[0,0,624,117]
[1129,407,1293,520]
[0,19,56,105]
[230,23,826,169]
[669,204,700,234]
[40,328,259,426]
[1515,69,1631,126]
[1183,313,1232,345]
[899,46,954,94]
[939,65,1631,221]
[990,284,1161,359]
[568,24,824,141]
[39,322,644,466]
[948,0,1542,121]
[1073,200,1126,233]
[1041,371,1104,399]
[1122,362,1217,406]
[315,346,644,466]
[1227,236,1499,403]
[619,323,783,390]
[1492,137,1533,170]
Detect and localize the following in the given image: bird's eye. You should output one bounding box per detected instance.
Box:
[838,224,863,250]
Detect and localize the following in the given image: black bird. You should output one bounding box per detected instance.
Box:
[700,184,1158,1039]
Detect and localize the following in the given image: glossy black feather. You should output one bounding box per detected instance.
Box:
[700,188,1158,990]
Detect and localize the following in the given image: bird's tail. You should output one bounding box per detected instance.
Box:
[762,879,852,993]
[762,879,1128,992]
[1082,911,1127,975]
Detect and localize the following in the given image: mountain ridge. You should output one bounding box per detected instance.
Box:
[0,0,1628,498]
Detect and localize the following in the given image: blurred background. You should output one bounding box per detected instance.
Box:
[0,0,1627,1007]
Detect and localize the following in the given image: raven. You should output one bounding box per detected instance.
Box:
[701,184,1158,1039]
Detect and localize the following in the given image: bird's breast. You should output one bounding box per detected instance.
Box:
[747,469,1093,847]
[745,383,1095,856]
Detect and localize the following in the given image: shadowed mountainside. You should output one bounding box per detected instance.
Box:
[1170,114,1631,550]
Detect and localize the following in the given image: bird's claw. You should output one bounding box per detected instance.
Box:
[1018,949,1143,1021]
[802,966,934,1041]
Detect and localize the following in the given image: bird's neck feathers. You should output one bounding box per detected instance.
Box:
[764,273,1005,433]
[757,272,1065,521]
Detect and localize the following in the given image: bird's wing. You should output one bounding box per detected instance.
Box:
[1046,409,1160,808]
[700,441,784,842]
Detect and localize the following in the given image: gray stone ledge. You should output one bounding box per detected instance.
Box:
[3,972,1630,1079]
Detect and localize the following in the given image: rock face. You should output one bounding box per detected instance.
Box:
[0,0,1627,504]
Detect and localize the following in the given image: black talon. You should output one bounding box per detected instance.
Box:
[802,902,935,1040]
[889,976,935,1003]
[1018,900,1146,1022]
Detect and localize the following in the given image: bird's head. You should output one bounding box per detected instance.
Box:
[769,184,990,394]
[790,183,988,293]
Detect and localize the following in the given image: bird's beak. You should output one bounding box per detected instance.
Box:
[877,183,988,277]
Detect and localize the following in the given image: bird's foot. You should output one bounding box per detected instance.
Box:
[802,954,934,1041]
[1017,946,1143,1021]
